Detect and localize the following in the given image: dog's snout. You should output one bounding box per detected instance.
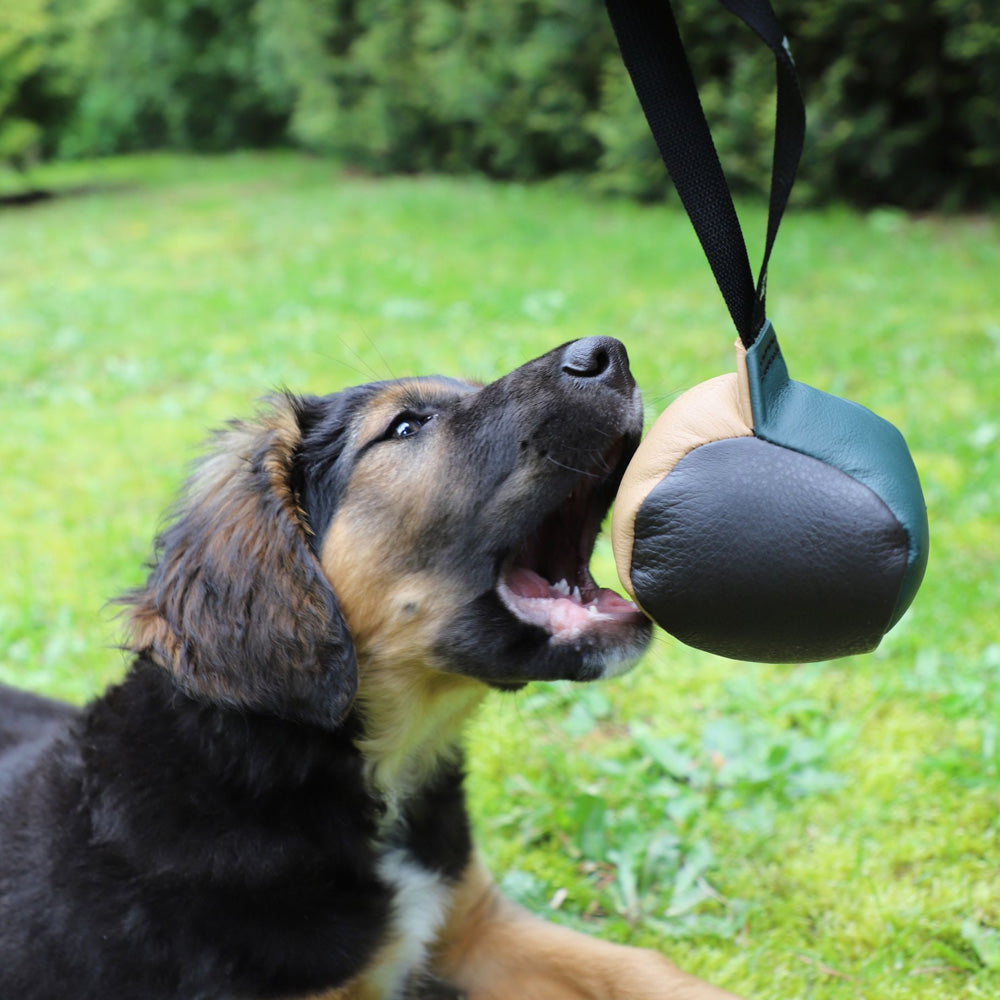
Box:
[560,337,633,393]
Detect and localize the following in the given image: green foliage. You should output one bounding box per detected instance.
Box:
[254,0,607,178]
[487,682,844,941]
[60,0,289,157]
[5,0,997,206]
[787,0,1000,208]
[0,0,46,165]
[250,0,1000,206]
[0,0,101,169]
[594,0,1000,207]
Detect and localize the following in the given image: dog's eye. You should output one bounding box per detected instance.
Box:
[387,413,433,440]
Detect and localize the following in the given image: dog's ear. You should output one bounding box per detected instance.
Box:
[121,394,357,728]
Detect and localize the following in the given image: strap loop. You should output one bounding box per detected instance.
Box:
[604,0,805,347]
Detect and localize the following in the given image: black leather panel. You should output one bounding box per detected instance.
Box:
[630,436,909,662]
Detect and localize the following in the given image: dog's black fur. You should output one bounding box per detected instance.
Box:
[0,339,651,1000]
[1,664,397,997]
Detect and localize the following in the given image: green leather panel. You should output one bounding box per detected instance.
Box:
[744,322,929,625]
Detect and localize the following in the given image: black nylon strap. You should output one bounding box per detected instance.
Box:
[604,0,805,347]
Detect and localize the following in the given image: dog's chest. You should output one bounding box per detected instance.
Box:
[361,846,452,999]
[352,746,472,997]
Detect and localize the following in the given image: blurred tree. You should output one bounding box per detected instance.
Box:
[60,0,289,156]
[0,0,101,172]
[7,0,998,208]
[255,0,607,179]
[253,0,1000,207]
[592,0,1000,207]
[789,0,1000,207]
[0,0,47,169]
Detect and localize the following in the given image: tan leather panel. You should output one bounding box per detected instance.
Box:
[611,366,754,601]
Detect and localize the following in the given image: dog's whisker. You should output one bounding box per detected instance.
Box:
[358,330,398,382]
[335,338,390,384]
[543,454,602,478]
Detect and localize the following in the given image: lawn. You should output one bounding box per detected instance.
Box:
[1,152,998,998]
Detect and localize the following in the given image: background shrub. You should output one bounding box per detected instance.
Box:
[5,0,998,208]
[590,0,1000,207]
[59,0,289,157]
[0,0,97,168]
[254,0,609,179]
[788,0,1000,208]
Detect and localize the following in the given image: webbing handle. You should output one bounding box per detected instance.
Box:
[603,0,805,347]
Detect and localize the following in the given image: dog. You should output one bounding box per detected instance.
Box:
[0,338,740,1000]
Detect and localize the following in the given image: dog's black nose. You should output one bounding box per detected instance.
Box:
[560,337,634,393]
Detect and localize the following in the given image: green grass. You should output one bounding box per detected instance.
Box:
[1,153,998,998]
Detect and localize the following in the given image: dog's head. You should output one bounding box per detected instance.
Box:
[123,338,652,728]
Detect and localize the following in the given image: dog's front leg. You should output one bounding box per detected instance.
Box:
[431,859,742,1000]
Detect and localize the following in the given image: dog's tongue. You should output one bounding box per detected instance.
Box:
[505,567,556,600]
[502,567,642,636]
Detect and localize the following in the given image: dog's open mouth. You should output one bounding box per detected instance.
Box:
[496,439,647,644]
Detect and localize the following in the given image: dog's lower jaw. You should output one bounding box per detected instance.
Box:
[433,587,653,689]
[580,629,653,682]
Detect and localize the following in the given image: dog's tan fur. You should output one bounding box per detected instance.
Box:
[433,859,739,1000]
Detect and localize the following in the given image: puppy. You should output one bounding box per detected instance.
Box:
[0,338,740,999]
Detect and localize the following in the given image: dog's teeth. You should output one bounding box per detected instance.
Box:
[572,586,582,602]
[552,579,571,596]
